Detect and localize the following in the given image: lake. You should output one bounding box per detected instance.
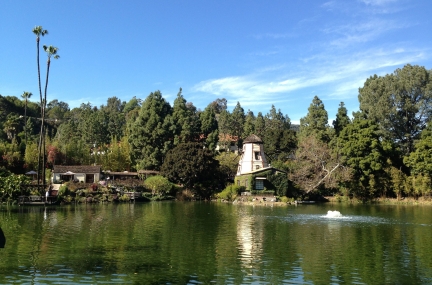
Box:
[0,202,431,284]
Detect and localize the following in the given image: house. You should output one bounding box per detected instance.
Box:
[104,171,140,181]
[216,134,239,153]
[234,134,286,191]
[52,165,102,183]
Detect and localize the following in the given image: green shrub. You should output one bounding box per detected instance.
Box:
[119,194,131,202]
[143,175,173,196]
[62,195,73,203]
[0,174,30,201]
[279,196,289,203]
[251,190,275,195]
[218,184,242,201]
[58,185,69,197]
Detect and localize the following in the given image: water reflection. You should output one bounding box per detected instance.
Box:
[237,210,259,269]
[1,203,432,284]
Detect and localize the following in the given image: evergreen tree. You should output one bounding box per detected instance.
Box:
[242,109,255,138]
[230,102,245,148]
[405,122,432,177]
[338,118,391,198]
[299,96,329,142]
[123,96,141,114]
[264,105,290,130]
[332,102,351,136]
[200,105,219,151]
[262,105,295,162]
[128,91,173,170]
[217,109,231,151]
[171,88,198,145]
[100,97,126,142]
[254,112,265,138]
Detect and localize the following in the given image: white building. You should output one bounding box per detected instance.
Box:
[236,134,269,175]
[235,134,286,191]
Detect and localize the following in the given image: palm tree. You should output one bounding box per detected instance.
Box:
[3,114,20,141]
[42,45,60,106]
[32,26,48,105]
[41,45,60,186]
[21,91,32,146]
[32,26,48,187]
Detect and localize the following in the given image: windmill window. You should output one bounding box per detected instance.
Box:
[254,152,260,160]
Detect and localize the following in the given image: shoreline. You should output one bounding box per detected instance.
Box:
[226,196,432,206]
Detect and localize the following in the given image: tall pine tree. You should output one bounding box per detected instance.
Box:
[332,102,351,137]
[299,96,329,142]
[128,91,173,170]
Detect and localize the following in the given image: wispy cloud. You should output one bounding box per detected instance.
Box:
[322,19,409,47]
[190,0,427,121]
[193,45,426,112]
[360,0,398,6]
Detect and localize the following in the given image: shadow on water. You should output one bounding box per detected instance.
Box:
[0,227,5,248]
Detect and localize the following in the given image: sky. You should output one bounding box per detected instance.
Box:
[1,0,431,124]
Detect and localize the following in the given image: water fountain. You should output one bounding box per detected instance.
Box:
[325,210,342,218]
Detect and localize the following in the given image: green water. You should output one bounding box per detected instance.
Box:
[0,202,431,284]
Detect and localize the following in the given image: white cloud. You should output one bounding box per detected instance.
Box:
[323,19,409,47]
[193,45,427,111]
[360,0,398,6]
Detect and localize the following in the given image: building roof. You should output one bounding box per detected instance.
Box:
[243,134,263,144]
[237,166,287,176]
[105,171,139,176]
[138,170,160,175]
[53,165,102,174]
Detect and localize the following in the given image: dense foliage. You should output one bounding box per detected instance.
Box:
[161,142,222,199]
[143,175,173,196]
[3,59,432,201]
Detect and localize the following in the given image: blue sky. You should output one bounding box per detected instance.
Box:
[1,0,431,124]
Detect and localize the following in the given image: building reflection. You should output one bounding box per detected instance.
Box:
[236,207,264,271]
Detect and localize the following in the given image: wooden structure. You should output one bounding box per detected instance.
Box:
[105,171,140,181]
[103,170,159,182]
[18,194,56,205]
[138,170,160,179]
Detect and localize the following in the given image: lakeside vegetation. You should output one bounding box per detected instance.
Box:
[2,26,432,204]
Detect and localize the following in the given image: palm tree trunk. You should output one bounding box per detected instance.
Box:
[41,58,51,187]
[36,36,43,189]
[24,99,27,146]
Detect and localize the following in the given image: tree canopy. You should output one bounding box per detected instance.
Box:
[359,64,432,156]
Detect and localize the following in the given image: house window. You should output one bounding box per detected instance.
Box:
[86,174,95,183]
[237,180,240,186]
[244,180,248,187]
[255,179,264,190]
[255,165,260,170]
[254,152,260,160]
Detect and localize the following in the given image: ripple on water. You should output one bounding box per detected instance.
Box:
[276,212,395,227]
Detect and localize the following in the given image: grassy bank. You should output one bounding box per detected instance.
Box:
[326,196,432,205]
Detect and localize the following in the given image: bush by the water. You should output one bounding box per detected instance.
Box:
[143,175,173,196]
[218,185,243,201]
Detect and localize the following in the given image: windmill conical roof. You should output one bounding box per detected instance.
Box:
[243,134,263,144]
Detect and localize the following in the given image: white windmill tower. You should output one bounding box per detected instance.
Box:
[236,134,269,175]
